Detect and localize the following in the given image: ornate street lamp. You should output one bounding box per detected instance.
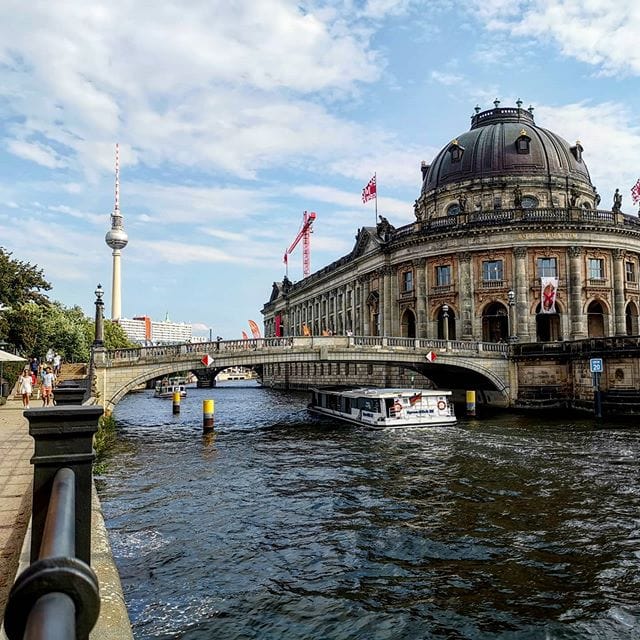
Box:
[507,289,516,342]
[442,303,450,342]
[94,284,105,347]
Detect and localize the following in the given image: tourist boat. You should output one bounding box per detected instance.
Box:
[154,377,188,398]
[308,387,456,428]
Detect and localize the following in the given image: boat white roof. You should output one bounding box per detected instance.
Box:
[311,387,451,398]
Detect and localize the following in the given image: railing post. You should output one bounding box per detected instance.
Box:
[26,406,103,564]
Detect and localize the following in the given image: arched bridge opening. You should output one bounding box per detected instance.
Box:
[92,337,510,412]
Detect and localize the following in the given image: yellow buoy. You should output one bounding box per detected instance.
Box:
[172,390,181,414]
[203,399,215,432]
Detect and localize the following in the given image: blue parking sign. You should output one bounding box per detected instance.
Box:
[590,358,603,373]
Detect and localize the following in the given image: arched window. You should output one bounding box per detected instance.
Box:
[587,301,606,337]
[437,306,456,340]
[401,308,416,338]
[447,203,460,216]
[625,301,639,336]
[482,302,509,343]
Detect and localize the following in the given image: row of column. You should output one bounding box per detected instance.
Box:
[278,246,632,339]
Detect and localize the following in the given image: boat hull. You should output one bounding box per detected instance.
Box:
[308,387,456,429]
[308,405,456,428]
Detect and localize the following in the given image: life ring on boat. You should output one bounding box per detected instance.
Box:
[437,400,446,411]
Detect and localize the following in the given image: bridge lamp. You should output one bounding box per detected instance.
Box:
[442,304,450,341]
[507,289,516,342]
[94,284,105,347]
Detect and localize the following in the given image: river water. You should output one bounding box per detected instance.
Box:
[97,382,640,639]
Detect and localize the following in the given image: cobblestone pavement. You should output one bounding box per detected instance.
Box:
[0,400,32,624]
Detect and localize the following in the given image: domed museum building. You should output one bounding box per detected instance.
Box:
[262,101,640,389]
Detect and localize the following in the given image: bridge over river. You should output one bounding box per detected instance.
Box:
[91,336,511,413]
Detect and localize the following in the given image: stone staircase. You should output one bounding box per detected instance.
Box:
[57,362,88,383]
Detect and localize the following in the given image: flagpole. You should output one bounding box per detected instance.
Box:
[374,172,377,227]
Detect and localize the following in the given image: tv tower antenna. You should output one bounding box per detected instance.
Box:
[105,143,129,320]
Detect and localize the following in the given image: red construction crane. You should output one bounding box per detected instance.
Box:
[283,210,316,278]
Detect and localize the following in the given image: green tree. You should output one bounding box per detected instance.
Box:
[81,318,137,351]
[0,247,51,307]
[4,302,44,355]
[0,247,51,348]
[104,320,137,350]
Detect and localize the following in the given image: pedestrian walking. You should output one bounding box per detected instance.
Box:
[53,353,62,376]
[18,368,33,409]
[41,366,56,406]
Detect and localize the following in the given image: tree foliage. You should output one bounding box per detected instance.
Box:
[0,248,51,343]
[0,247,51,307]
[4,302,93,361]
[104,320,137,350]
[1,249,141,363]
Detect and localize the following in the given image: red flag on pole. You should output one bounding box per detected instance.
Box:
[283,252,288,264]
[632,179,640,205]
[362,174,377,203]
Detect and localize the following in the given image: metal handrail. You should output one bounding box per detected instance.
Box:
[4,408,102,640]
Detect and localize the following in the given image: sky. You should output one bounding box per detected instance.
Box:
[1,0,639,339]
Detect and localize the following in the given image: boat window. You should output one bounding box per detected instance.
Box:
[385,398,394,417]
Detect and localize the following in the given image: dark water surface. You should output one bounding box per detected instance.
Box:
[98,383,640,639]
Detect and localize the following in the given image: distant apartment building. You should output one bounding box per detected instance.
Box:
[117,316,193,345]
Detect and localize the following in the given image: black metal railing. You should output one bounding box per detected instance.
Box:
[4,405,103,640]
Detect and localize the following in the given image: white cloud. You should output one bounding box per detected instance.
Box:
[472,0,640,76]
[6,140,65,169]
[0,0,390,180]
[539,100,640,208]
[135,239,257,265]
[430,70,464,86]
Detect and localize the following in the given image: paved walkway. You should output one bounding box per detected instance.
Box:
[0,400,32,623]
[0,397,133,638]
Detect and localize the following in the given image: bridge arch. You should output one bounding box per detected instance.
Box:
[92,337,511,412]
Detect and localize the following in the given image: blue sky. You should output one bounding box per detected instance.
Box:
[1,0,639,339]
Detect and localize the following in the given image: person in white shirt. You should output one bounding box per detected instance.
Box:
[41,367,56,406]
[18,369,33,409]
[53,353,62,376]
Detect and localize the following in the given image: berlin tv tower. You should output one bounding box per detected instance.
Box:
[105,144,128,320]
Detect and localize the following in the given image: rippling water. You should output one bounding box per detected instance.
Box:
[97,383,640,639]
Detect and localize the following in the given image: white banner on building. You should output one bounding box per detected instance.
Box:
[540,277,559,314]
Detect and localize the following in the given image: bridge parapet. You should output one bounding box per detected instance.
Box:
[103,336,509,364]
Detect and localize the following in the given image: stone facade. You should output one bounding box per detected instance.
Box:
[262,104,640,354]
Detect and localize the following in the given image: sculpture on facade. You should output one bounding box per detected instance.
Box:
[376,215,395,241]
[458,193,468,212]
[569,187,579,208]
[513,185,522,208]
[612,188,622,213]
